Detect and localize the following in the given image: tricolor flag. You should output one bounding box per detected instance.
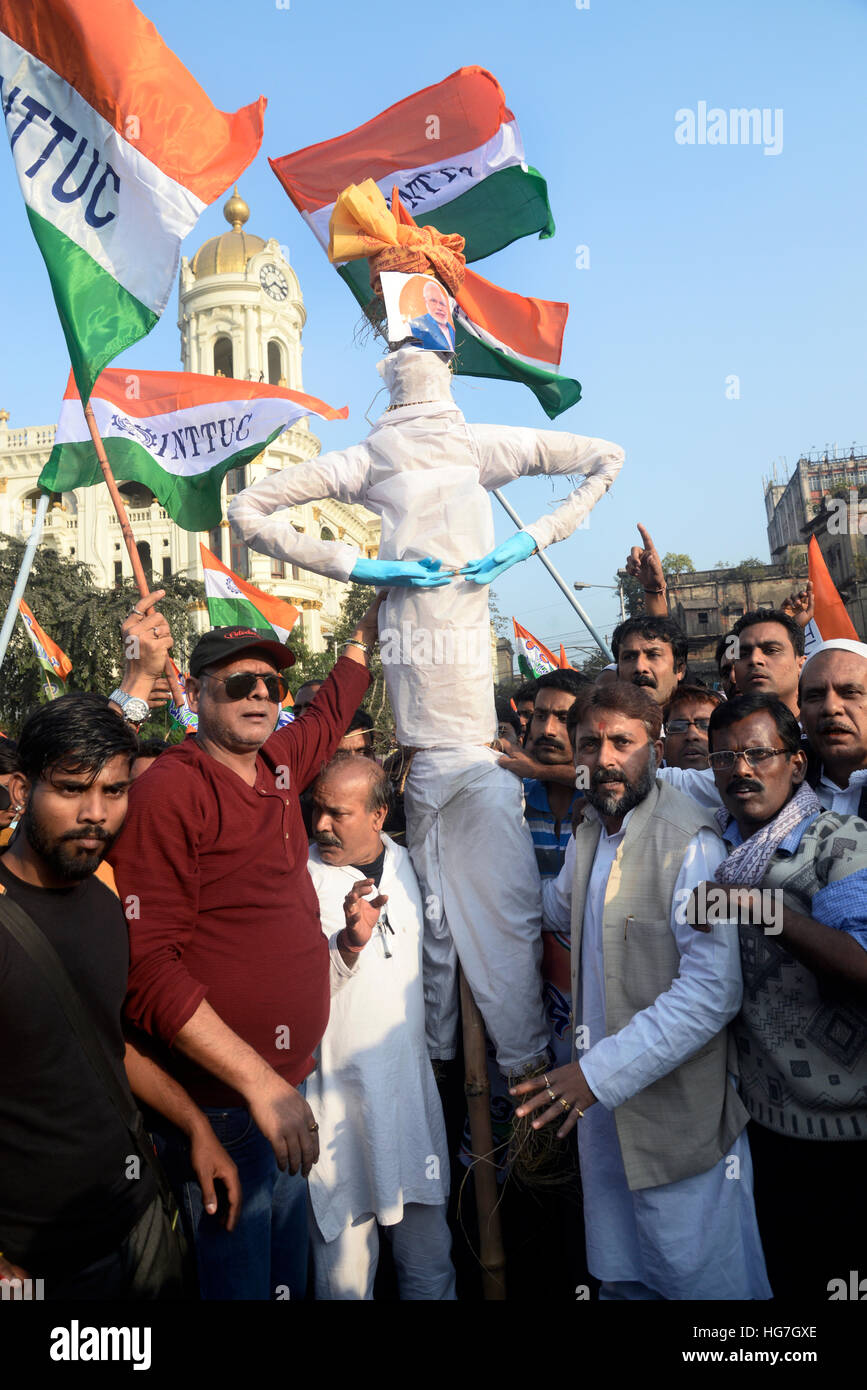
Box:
[513,619,561,680]
[39,370,348,532]
[19,598,72,695]
[200,543,300,644]
[271,67,553,274]
[0,0,265,401]
[805,535,859,648]
[271,69,578,417]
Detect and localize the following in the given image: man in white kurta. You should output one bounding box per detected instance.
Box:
[230,346,624,1081]
[305,755,455,1300]
[514,683,771,1299]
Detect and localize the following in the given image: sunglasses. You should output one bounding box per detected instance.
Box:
[203,671,289,703]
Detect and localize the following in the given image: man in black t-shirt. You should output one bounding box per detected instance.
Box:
[0,686,241,1298]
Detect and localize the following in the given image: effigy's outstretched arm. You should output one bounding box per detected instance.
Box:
[461,426,625,584]
[228,448,372,582]
[229,447,455,588]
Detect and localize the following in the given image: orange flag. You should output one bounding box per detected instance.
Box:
[808,536,859,641]
[18,599,72,685]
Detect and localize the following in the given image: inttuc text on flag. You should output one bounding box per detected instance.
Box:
[38,369,348,532]
[0,0,265,402]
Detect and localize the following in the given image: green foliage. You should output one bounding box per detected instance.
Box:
[661,552,696,578]
[290,583,394,745]
[0,533,204,735]
[730,557,767,580]
[579,648,611,680]
[617,570,644,619]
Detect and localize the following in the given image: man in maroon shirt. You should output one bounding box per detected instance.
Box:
[109,593,382,1300]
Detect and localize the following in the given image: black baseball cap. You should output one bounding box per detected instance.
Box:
[189,627,296,678]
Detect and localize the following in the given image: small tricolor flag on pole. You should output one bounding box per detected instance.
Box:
[200,544,300,644]
[38,370,348,532]
[513,619,561,679]
[0,0,265,401]
[18,598,72,696]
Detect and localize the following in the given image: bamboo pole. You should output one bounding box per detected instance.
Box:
[459,967,507,1300]
[83,403,151,598]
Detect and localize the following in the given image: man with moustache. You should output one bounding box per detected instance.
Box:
[513,681,770,1300]
[611,616,687,708]
[799,639,867,816]
[305,755,454,1300]
[690,692,867,1298]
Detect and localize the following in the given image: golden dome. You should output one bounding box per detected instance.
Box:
[190,187,266,278]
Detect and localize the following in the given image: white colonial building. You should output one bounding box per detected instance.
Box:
[0,189,380,652]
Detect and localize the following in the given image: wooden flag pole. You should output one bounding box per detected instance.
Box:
[459,967,507,1300]
[83,403,152,599]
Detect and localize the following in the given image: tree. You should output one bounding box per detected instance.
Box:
[730,557,767,580]
[289,583,393,745]
[661,553,695,578]
[0,534,205,735]
[617,570,645,619]
[579,647,611,680]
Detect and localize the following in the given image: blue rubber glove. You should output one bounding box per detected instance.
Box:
[460,532,537,585]
[349,557,454,588]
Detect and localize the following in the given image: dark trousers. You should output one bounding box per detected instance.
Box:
[748,1120,867,1301]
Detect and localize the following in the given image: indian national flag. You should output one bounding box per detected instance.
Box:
[39,370,348,532]
[0,0,265,401]
[201,544,300,644]
[271,67,553,272]
[453,263,579,419]
[19,598,72,694]
[513,619,560,679]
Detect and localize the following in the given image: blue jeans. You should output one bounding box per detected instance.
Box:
[153,1089,309,1301]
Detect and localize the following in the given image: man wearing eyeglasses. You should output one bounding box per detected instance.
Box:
[687,692,867,1300]
[108,597,384,1300]
[662,685,723,770]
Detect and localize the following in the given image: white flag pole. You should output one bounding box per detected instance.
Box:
[0,492,50,673]
[492,489,614,661]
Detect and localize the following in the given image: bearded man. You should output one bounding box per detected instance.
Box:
[512,681,770,1301]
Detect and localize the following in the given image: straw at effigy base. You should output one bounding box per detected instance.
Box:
[459,969,506,1300]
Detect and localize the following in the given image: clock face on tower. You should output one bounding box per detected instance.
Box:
[259,263,289,301]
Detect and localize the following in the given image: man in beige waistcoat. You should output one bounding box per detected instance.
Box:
[512,681,770,1300]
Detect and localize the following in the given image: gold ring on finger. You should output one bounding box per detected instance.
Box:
[559,1097,571,1112]
[308,1122,319,1133]
[546,1087,557,1102]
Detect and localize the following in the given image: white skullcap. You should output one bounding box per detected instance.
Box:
[802,638,867,673]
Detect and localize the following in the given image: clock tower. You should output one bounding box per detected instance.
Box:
[177,189,379,651]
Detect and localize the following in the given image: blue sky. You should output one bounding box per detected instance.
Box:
[2,0,864,660]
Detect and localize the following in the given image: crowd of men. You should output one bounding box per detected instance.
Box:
[0,524,865,1302]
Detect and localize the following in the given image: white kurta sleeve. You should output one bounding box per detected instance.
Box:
[227,446,372,582]
[541,834,575,931]
[328,930,361,994]
[579,828,741,1110]
[471,424,624,550]
[657,765,724,812]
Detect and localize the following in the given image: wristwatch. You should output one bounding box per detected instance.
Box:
[108,688,150,726]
